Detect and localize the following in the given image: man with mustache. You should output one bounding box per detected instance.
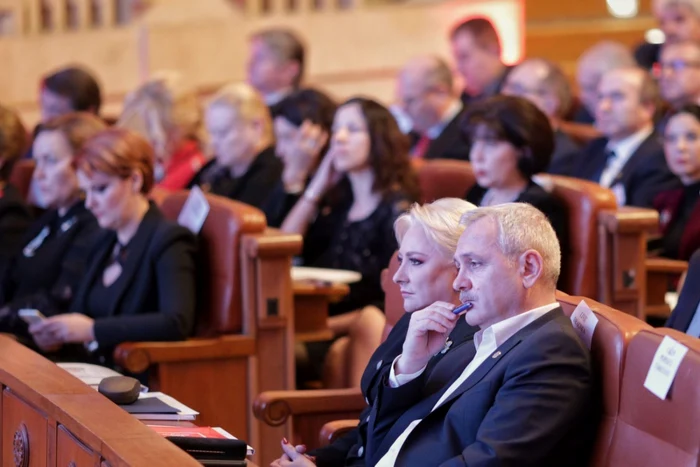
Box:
[365,203,598,466]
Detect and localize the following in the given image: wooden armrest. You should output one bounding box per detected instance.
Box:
[645,258,689,275]
[293,281,350,299]
[319,420,360,447]
[253,388,366,427]
[241,228,303,258]
[113,334,256,373]
[598,207,659,234]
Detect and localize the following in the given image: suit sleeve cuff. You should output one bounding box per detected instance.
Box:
[388,354,427,388]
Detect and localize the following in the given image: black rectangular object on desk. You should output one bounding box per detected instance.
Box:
[166,436,248,463]
[119,397,180,414]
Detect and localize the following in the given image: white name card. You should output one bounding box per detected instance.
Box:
[177,186,210,234]
[643,335,689,400]
[570,300,599,350]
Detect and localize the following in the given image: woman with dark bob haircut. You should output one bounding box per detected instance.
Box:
[264,88,337,227]
[462,95,570,288]
[283,96,420,334]
[27,128,197,366]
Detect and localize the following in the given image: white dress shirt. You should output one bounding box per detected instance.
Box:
[263,87,293,106]
[599,125,653,189]
[377,303,560,467]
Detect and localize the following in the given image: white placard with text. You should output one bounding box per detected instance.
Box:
[570,300,599,350]
[177,186,210,234]
[643,335,689,400]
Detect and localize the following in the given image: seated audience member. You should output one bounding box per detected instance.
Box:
[450,17,510,105]
[247,28,305,115]
[363,203,597,466]
[635,0,700,71]
[659,41,700,111]
[282,97,420,333]
[28,129,197,364]
[502,58,581,175]
[118,75,206,191]
[653,105,700,260]
[397,56,469,161]
[0,114,105,334]
[273,198,479,467]
[574,41,636,124]
[0,105,32,276]
[462,95,570,286]
[263,88,337,227]
[575,67,681,207]
[188,83,282,210]
[666,249,700,336]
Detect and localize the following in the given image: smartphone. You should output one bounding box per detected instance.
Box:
[18,309,46,325]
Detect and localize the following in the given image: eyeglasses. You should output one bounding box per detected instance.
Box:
[658,59,700,73]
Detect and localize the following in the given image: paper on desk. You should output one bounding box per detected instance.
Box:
[177,185,210,234]
[570,300,599,350]
[643,335,689,400]
[57,362,122,386]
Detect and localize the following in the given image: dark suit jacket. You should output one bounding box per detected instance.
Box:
[0,201,100,323]
[666,249,700,334]
[548,129,581,176]
[312,313,479,467]
[261,181,302,228]
[459,66,512,106]
[366,308,596,467]
[188,146,282,210]
[421,109,470,161]
[71,205,197,353]
[653,184,700,261]
[0,183,32,278]
[574,134,681,208]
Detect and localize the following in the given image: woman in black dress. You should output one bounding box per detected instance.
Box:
[0,113,105,334]
[28,128,197,364]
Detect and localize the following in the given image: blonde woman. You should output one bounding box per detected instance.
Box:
[188,83,282,209]
[118,74,206,191]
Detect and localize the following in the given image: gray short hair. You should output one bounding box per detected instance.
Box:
[459,203,561,287]
[395,198,477,257]
[653,0,700,15]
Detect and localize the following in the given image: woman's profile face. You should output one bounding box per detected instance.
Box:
[663,112,700,183]
[393,224,458,313]
[329,103,371,174]
[32,130,80,210]
[469,125,524,189]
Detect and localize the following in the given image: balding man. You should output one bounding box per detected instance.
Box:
[635,0,700,70]
[659,41,700,108]
[574,41,637,124]
[575,67,680,207]
[365,203,597,467]
[502,58,580,175]
[397,56,470,160]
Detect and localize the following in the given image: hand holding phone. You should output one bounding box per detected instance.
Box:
[18,309,46,325]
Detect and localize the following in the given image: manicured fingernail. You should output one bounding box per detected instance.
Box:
[282,438,288,444]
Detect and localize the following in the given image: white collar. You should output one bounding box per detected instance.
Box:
[264,88,293,106]
[474,302,559,350]
[426,100,462,139]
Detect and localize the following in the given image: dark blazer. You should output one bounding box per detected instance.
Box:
[459,66,512,106]
[71,204,197,353]
[261,181,302,228]
[366,308,597,467]
[652,183,700,261]
[0,183,33,278]
[312,312,479,467]
[0,201,100,323]
[574,134,682,208]
[666,249,700,334]
[572,106,595,125]
[188,146,282,210]
[548,129,581,176]
[417,109,471,161]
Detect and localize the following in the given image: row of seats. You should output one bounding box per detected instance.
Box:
[254,256,700,467]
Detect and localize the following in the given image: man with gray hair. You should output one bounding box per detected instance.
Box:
[574,41,637,124]
[636,0,700,70]
[502,58,581,175]
[366,203,597,466]
[397,55,470,160]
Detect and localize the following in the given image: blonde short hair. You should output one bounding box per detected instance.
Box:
[118,73,202,147]
[395,198,477,257]
[653,0,700,16]
[459,203,561,287]
[207,83,273,146]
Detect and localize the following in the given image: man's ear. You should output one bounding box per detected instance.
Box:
[283,61,301,88]
[131,170,144,194]
[519,249,544,289]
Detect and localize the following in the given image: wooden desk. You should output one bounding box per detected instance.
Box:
[0,335,201,466]
[293,281,349,342]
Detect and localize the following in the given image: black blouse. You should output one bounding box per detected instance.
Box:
[302,179,414,316]
[0,183,32,278]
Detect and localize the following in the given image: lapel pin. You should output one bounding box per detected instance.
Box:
[439,339,453,355]
[491,351,502,359]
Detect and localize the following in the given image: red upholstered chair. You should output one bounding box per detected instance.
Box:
[253,252,404,455]
[603,328,700,466]
[9,159,36,201]
[114,191,301,463]
[412,159,475,203]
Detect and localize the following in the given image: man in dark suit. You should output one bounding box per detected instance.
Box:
[364,203,597,466]
[397,56,469,161]
[449,17,510,105]
[575,67,681,207]
[666,249,700,337]
[501,58,581,175]
[659,41,700,110]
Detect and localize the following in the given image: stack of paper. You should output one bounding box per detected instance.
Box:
[125,392,199,421]
[57,362,122,388]
[147,425,255,456]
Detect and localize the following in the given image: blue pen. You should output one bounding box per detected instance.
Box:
[453,302,473,314]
